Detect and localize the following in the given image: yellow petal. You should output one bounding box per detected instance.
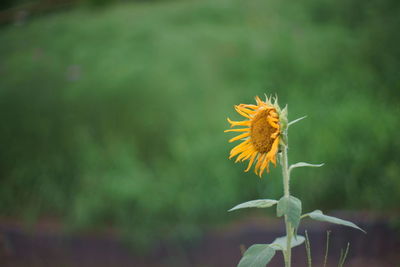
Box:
[235,148,255,162]
[255,96,263,105]
[235,106,252,119]
[229,141,252,159]
[268,116,279,122]
[267,117,279,129]
[240,104,258,110]
[259,154,271,177]
[224,128,250,133]
[227,118,251,127]
[254,154,265,175]
[244,152,258,172]
[229,132,250,143]
[271,132,279,139]
[269,111,279,118]
[237,105,257,115]
[230,139,251,153]
[270,137,279,154]
[269,138,280,166]
[230,145,252,159]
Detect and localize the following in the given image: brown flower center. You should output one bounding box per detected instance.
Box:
[250,109,277,153]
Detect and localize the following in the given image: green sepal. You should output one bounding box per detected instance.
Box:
[280,133,288,147]
[279,105,288,132]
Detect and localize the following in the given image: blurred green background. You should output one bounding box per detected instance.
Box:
[0,0,399,250]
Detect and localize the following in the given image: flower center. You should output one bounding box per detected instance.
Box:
[250,109,277,153]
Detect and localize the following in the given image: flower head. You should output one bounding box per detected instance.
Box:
[225,95,285,177]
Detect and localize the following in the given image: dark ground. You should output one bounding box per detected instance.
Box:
[0,212,399,267]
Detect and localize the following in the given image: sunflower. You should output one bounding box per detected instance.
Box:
[225,96,284,177]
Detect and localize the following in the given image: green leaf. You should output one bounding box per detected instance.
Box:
[229,199,278,212]
[306,210,366,233]
[238,244,276,267]
[269,235,305,251]
[277,196,302,230]
[289,162,324,174]
[288,115,307,127]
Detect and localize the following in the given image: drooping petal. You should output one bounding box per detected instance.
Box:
[227,118,251,127]
[235,106,252,119]
[229,132,250,143]
[255,96,263,105]
[254,154,266,175]
[240,104,258,110]
[259,157,270,177]
[235,148,256,162]
[230,146,252,158]
[224,128,250,133]
[269,138,280,166]
[229,139,251,153]
[229,141,252,159]
[244,152,258,172]
[225,95,282,177]
[237,105,257,115]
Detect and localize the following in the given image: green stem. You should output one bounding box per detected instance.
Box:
[281,134,292,267]
[282,142,290,197]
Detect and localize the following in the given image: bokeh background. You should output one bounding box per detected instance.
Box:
[0,0,399,266]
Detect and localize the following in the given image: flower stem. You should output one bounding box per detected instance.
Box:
[281,134,292,267]
[281,143,290,197]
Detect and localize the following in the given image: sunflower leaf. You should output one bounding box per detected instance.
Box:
[269,235,305,251]
[277,196,302,230]
[289,162,324,174]
[238,244,276,267]
[288,116,307,127]
[229,199,278,212]
[305,210,366,233]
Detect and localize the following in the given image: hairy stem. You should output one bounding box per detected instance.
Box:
[281,143,290,197]
[281,135,292,267]
[305,230,312,267]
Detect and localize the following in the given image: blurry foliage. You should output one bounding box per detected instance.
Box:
[0,0,161,11]
[0,0,399,248]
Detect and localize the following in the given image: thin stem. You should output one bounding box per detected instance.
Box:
[338,249,344,266]
[280,132,292,267]
[338,243,350,267]
[281,141,290,197]
[323,231,331,267]
[305,230,312,267]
